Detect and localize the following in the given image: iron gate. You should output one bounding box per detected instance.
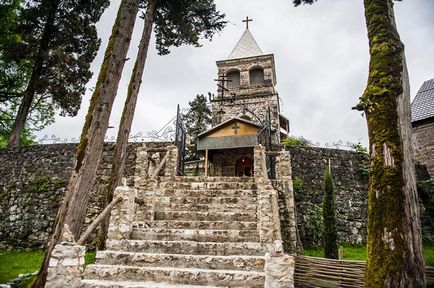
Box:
[174,104,186,175]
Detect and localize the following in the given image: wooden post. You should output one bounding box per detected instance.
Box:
[205,149,209,176]
[338,247,344,260]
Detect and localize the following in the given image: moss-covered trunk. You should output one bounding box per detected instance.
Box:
[361,0,425,286]
[97,0,158,250]
[31,1,140,287]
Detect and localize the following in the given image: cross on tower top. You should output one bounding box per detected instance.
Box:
[242,16,253,29]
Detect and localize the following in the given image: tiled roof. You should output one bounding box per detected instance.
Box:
[411,78,434,122]
[228,29,263,60]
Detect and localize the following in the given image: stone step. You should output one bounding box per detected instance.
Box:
[95,251,265,272]
[174,176,255,182]
[106,239,266,256]
[83,265,265,287]
[161,181,258,190]
[81,279,219,288]
[156,196,257,206]
[154,211,257,222]
[134,220,258,231]
[131,228,259,242]
[163,189,257,198]
[154,202,257,213]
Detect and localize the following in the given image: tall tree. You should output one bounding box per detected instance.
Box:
[293,0,425,286]
[0,0,36,145]
[97,0,225,249]
[185,94,212,161]
[31,1,139,287]
[323,168,338,259]
[4,0,109,147]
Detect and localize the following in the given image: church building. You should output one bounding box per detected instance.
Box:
[197,19,289,177]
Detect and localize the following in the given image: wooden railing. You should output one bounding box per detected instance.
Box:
[295,255,434,288]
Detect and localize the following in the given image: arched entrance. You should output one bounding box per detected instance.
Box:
[235,157,253,177]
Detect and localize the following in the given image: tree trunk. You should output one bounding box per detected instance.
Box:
[361,0,425,286]
[97,0,158,250]
[7,0,60,147]
[31,1,140,287]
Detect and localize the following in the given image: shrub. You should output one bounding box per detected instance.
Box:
[323,169,338,259]
[283,136,311,147]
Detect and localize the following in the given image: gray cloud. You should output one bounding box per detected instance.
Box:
[37,0,434,148]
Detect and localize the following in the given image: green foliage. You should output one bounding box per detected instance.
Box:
[282,136,311,147]
[323,169,338,259]
[149,0,226,55]
[0,0,110,144]
[193,163,200,176]
[0,135,6,148]
[302,244,366,261]
[293,0,317,7]
[0,249,97,284]
[184,94,211,161]
[22,175,66,196]
[84,250,96,266]
[0,249,43,284]
[306,204,324,247]
[416,165,434,241]
[292,176,304,202]
[358,162,370,179]
[301,242,434,266]
[351,142,368,154]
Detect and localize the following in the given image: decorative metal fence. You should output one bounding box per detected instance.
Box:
[37,107,189,145]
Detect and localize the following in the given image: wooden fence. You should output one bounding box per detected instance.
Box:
[295,255,434,288]
[294,256,365,288]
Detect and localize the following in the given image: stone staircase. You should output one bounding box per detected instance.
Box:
[81,176,269,287]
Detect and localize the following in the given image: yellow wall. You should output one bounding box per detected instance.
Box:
[207,121,258,138]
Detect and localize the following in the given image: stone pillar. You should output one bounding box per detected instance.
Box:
[259,189,274,245]
[254,145,267,178]
[264,254,295,288]
[276,151,298,253]
[107,185,135,240]
[164,145,178,177]
[45,242,85,288]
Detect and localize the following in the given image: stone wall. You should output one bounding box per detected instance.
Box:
[0,142,167,249]
[412,120,434,178]
[287,146,369,246]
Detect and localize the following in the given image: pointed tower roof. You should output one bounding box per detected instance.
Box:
[228,29,264,60]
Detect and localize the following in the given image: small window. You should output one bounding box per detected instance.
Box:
[250,68,264,85]
[226,71,240,88]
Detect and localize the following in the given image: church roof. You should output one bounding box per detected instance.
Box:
[411,78,434,122]
[228,29,264,60]
[198,117,260,138]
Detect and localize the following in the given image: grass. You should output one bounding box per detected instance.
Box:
[301,244,366,261]
[0,250,43,284]
[0,249,97,285]
[302,242,434,266]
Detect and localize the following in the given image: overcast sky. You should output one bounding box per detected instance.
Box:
[36,0,434,148]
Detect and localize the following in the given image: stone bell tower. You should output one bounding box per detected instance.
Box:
[211,18,288,142]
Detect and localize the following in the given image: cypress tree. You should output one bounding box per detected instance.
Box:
[323,168,338,259]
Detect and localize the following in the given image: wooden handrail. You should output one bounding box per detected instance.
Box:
[77,196,122,245]
[151,150,171,179]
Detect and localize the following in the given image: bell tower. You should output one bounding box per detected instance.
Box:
[211,18,288,142]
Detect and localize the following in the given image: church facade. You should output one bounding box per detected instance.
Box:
[197,24,289,177]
